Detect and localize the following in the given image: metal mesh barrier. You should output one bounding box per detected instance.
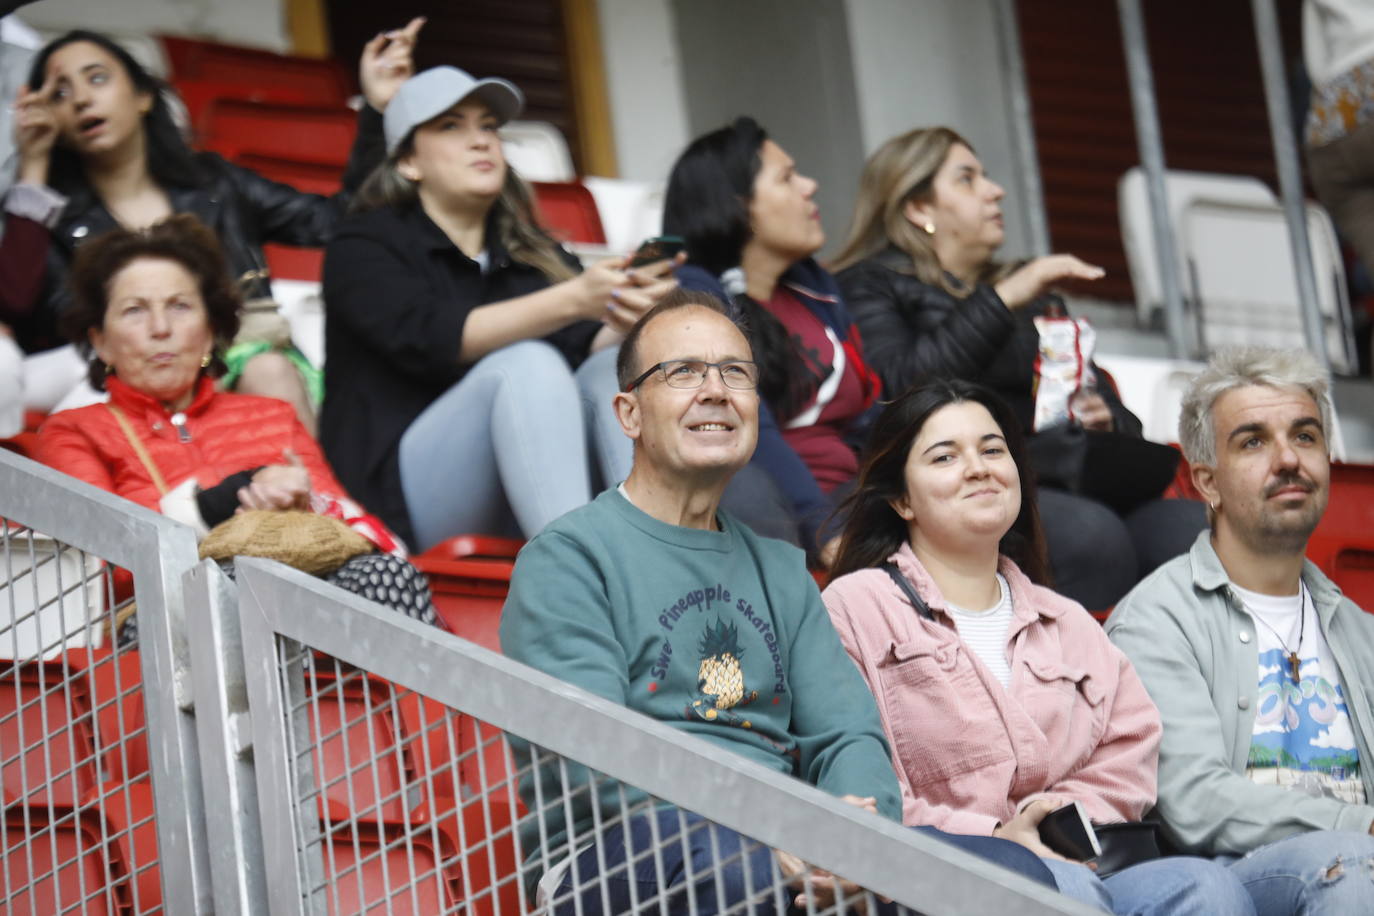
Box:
[230,559,1093,916]
[0,451,209,914]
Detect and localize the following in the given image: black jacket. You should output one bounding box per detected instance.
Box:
[16,106,385,353]
[834,248,1141,437]
[319,202,598,547]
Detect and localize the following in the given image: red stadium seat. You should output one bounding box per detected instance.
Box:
[198,99,358,169]
[161,36,351,106]
[413,537,521,652]
[96,779,163,913]
[3,807,129,915]
[233,154,344,196]
[429,788,523,916]
[1308,463,1374,612]
[531,181,606,245]
[320,821,460,915]
[264,246,326,284]
[81,648,149,784]
[306,666,414,826]
[173,79,321,137]
[1,658,99,808]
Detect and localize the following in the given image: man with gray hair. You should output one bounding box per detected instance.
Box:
[1107,345,1374,914]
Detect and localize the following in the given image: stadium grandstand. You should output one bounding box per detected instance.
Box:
[2,0,1372,913]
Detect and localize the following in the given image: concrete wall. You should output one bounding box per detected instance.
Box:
[595,0,690,183]
[670,0,866,256]
[843,0,1036,259]
[594,0,1040,259]
[21,0,289,52]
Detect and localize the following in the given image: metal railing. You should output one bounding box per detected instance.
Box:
[3,441,1095,914]
[0,449,209,913]
[1116,0,1330,366]
[226,558,1092,916]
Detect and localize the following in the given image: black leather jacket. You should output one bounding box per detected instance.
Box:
[835,248,1141,437]
[16,106,384,353]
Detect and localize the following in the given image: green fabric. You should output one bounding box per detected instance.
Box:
[220,341,323,406]
[499,488,901,877]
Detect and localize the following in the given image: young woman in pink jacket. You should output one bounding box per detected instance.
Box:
[821,378,1253,914]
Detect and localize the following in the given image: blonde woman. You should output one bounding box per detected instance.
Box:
[831,128,1204,609]
[321,67,676,550]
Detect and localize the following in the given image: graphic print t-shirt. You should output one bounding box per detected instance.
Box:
[1235,583,1366,805]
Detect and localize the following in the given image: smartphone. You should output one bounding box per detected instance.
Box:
[627,235,686,268]
[1036,801,1101,861]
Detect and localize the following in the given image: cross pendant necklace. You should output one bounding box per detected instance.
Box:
[1250,585,1308,683]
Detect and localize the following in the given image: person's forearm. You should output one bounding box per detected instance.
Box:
[458,279,588,364]
[590,323,622,353]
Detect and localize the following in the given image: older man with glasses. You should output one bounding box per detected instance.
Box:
[500,288,1058,915]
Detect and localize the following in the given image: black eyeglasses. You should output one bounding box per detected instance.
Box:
[623,359,760,392]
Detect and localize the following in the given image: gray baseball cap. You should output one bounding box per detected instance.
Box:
[383,66,525,154]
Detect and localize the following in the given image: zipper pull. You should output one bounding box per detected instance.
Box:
[170,412,191,443]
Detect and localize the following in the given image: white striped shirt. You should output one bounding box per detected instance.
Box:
[946,574,1015,688]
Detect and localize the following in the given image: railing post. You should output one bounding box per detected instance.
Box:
[993,0,1051,257]
[1251,0,1330,369]
[183,560,271,914]
[0,450,214,912]
[1117,0,1190,357]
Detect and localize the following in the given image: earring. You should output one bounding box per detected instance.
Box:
[201,352,212,368]
[923,221,935,235]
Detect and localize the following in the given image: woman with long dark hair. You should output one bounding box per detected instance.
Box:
[2,22,421,432]
[664,116,880,561]
[822,378,1254,915]
[830,127,1204,608]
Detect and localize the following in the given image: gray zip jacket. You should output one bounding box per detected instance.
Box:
[1106,531,1374,855]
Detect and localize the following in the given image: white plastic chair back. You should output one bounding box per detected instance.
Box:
[581,177,666,255]
[501,120,575,183]
[1182,198,1357,375]
[1094,353,1205,445]
[0,534,106,660]
[1118,167,1276,325]
[272,278,326,370]
[1094,351,1347,460]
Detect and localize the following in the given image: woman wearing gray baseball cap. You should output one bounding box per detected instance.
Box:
[319,66,677,550]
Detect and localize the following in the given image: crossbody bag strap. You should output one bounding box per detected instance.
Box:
[106,404,169,496]
[879,561,935,621]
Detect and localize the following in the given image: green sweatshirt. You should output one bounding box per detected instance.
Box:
[499,488,901,874]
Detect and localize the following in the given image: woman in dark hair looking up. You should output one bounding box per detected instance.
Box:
[663,116,880,562]
[1,22,422,433]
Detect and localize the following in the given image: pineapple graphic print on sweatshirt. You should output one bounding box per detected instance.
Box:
[500,488,903,866]
[690,618,759,727]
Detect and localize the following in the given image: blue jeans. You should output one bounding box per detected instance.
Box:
[1217,830,1374,916]
[577,344,633,490]
[1045,856,1255,915]
[398,340,621,548]
[551,808,1056,915]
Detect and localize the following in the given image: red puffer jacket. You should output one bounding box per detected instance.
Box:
[37,374,350,515]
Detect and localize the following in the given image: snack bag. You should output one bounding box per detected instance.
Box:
[1032,316,1097,431]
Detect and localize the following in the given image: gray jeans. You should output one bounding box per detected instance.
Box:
[398,340,628,550]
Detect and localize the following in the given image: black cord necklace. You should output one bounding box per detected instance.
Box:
[1247,584,1308,683]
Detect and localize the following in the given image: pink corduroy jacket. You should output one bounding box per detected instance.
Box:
[821,542,1162,836]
